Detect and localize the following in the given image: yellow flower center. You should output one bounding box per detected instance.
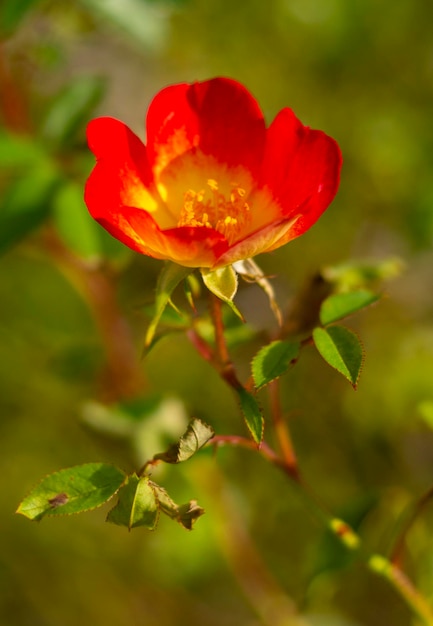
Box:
[177,179,251,244]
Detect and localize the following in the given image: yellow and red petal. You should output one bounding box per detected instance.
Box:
[85,80,342,269]
[213,217,298,268]
[96,204,229,268]
[145,83,199,179]
[260,108,342,237]
[87,117,154,188]
[85,118,179,229]
[146,78,266,180]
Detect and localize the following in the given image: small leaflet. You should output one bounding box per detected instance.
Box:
[236,387,264,445]
[251,340,300,389]
[106,474,159,530]
[153,417,215,464]
[313,325,364,388]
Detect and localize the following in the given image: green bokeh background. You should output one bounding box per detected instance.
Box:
[1,1,433,625]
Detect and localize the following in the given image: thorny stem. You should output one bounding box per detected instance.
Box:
[210,434,284,468]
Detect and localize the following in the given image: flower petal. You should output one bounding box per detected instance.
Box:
[146,78,266,179]
[87,117,154,188]
[95,204,229,268]
[145,83,199,179]
[86,117,176,229]
[213,217,298,268]
[261,108,342,238]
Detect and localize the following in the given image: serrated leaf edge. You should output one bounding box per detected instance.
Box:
[16,463,126,520]
[319,289,380,326]
[313,325,365,389]
[251,340,300,390]
[236,387,264,445]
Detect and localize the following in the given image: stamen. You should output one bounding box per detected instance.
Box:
[177,179,251,243]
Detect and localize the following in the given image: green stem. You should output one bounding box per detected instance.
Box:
[369,555,433,626]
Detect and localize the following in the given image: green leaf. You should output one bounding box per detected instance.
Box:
[201,266,244,321]
[145,262,192,348]
[0,163,61,254]
[106,474,159,530]
[320,290,379,326]
[16,463,126,521]
[153,417,214,464]
[52,183,102,260]
[313,326,364,388]
[42,76,106,147]
[251,340,300,389]
[236,387,264,444]
[151,483,205,530]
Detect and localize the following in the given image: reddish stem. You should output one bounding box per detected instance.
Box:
[205,293,244,390]
[209,293,230,366]
[210,434,298,480]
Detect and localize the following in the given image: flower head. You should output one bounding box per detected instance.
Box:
[85,77,342,269]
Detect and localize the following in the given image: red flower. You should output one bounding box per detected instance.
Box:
[85,77,342,269]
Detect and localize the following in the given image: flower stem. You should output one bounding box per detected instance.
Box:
[207,293,244,390]
[209,292,230,367]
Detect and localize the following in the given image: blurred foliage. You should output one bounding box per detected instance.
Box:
[1,0,433,625]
